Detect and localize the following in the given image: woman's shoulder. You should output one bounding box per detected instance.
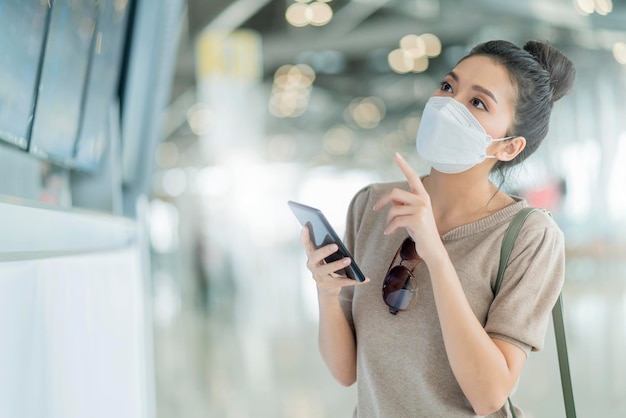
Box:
[512,205,564,249]
[517,205,562,233]
[351,180,410,205]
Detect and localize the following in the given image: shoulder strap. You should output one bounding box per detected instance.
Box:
[495,208,577,418]
[553,294,577,418]
[494,207,537,296]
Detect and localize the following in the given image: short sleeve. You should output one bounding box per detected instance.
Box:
[338,185,373,332]
[485,211,565,353]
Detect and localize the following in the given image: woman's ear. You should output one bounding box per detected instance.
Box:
[496,136,526,162]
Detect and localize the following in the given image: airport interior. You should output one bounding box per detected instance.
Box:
[1,0,626,417]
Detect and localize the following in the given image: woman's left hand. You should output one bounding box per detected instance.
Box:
[373,152,444,263]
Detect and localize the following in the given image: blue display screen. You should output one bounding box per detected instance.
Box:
[0,1,49,149]
[29,0,98,164]
[74,0,130,171]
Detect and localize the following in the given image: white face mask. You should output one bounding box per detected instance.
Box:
[415,96,513,174]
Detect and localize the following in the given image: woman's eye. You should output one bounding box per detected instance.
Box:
[471,98,486,110]
[440,81,452,92]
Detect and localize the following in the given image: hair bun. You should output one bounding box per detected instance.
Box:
[523,41,576,102]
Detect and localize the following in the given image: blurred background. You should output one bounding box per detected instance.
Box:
[0,0,625,417]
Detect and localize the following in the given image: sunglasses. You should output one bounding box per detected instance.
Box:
[382,237,421,315]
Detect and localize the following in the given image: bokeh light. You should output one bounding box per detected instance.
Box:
[389,33,440,74]
[286,1,334,27]
[613,41,626,64]
[269,64,316,118]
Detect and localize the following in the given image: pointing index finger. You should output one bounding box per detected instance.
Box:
[395,152,426,194]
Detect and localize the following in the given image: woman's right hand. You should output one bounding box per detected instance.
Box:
[300,227,369,297]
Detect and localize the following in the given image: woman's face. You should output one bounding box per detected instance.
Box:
[433,55,517,141]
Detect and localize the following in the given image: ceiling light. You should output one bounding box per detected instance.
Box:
[421,33,442,57]
[347,97,386,129]
[594,0,613,15]
[574,0,594,15]
[400,34,425,58]
[400,116,421,139]
[573,0,612,15]
[269,64,314,118]
[186,102,212,135]
[295,63,316,83]
[390,33,439,74]
[286,3,309,27]
[274,64,292,77]
[286,1,334,27]
[411,55,429,73]
[323,126,354,155]
[309,2,333,26]
[613,42,626,64]
[388,48,412,74]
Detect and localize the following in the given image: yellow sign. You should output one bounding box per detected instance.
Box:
[196,30,262,80]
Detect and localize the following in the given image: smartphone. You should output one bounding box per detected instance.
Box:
[288,200,366,282]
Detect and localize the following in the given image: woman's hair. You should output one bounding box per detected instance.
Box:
[461,40,576,172]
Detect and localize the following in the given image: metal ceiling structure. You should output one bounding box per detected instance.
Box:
[164,0,626,168]
[183,0,626,73]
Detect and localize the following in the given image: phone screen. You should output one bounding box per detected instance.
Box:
[288,200,366,282]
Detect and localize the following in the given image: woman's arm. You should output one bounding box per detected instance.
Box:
[427,251,527,415]
[317,291,358,386]
[300,227,368,386]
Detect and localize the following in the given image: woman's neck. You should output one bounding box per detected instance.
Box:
[422,170,512,234]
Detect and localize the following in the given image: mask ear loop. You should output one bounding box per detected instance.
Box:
[484,136,517,159]
[492,135,516,142]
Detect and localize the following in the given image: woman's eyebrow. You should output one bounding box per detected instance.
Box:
[446,70,499,104]
[446,71,459,82]
[472,85,498,104]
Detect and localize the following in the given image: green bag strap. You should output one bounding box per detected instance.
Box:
[553,294,577,418]
[494,207,537,297]
[495,207,577,418]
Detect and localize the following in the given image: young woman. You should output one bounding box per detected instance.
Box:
[300,40,576,417]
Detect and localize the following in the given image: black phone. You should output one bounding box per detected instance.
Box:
[288,200,366,282]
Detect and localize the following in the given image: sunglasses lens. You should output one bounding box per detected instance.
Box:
[400,238,418,261]
[382,266,417,311]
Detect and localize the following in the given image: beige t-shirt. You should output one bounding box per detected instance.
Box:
[339,182,565,417]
